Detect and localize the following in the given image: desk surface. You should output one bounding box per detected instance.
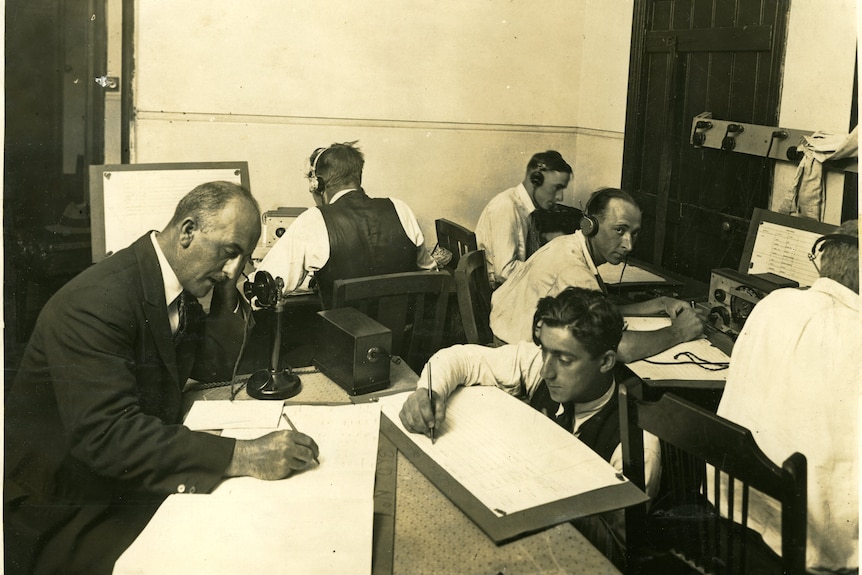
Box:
[183,361,620,575]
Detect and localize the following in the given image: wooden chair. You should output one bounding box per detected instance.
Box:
[331,270,452,373]
[620,384,807,575]
[435,219,477,270]
[453,250,495,346]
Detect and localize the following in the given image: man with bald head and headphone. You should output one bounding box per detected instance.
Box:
[489,187,705,363]
[257,141,436,308]
[714,219,859,574]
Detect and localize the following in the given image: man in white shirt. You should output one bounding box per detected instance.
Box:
[475,150,572,287]
[490,187,704,362]
[399,286,660,569]
[715,220,859,573]
[256,141,436,308]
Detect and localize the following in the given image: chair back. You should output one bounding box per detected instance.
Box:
[454,250,494,345]
[331,270,452,372]
[435,219,477,270]
[620,384,807,575]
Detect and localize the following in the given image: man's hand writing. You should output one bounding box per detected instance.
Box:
[399,388,446,438]
[226,430,320,480]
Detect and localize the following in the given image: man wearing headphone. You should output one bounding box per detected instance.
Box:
[489,187,705,363]
[475,150,573,287]
[714,219,859,573]
[256,141,436,308]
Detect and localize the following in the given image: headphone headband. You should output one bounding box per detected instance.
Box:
[307,147,328,194]
[809,233,859,260]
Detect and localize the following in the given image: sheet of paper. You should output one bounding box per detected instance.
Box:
[747,220,822,287]
[379,387,627,516]
[182,399,284,430]
[212,404,381,501]
[116,403,380,575]
[598,262,668,284]
[623,316,672,331]
[626,337,730,382]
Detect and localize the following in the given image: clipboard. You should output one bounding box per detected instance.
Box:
[379,388,648,545]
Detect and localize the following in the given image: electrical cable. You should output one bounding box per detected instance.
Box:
[641,351,729,371]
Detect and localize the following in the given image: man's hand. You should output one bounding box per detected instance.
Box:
[668,306,706,343]
[399,388,447,438]
[661,297,691,318]
[226,430,320,480]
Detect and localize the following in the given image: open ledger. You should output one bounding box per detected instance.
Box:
[378,386,647,544]
[114,402,380,575]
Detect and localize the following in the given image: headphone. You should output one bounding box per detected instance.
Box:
[808,233,859,260]
[579,193,600,238]
[529,162,547,188]
[306,147,328,195]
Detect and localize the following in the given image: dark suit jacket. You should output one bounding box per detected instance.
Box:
[5,233,247,575]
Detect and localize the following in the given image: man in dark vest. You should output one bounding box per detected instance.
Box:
[398,286,660,569]
[256,141,436,308]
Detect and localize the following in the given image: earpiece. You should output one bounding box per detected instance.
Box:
[529,170,545,188]
[306,147,327,195]
[808,234,859,260]
[579,194,600,238]
[529,162,548,188]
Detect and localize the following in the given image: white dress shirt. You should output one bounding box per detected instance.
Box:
[150,231,183,335]
[475,183,536,285]
[716,278,860,572]
[490,231,600,344]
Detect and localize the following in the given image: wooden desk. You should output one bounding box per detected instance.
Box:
[183,361,620,575]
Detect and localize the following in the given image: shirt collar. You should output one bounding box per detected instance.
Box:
[810,277,861,311]
[514,183,537,215]
[329,188,358,204]
[573,378,616,432]
[150,231,183,307]
[575,230,600,276]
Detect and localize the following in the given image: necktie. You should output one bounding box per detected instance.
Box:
[174,291,204,344]
[526,211,542,258]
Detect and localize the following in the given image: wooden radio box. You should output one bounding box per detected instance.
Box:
[313,307,392,395]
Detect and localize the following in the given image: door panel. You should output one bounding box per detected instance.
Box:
[623,0,788,282]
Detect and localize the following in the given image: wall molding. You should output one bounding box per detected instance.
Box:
[133,110,622,138]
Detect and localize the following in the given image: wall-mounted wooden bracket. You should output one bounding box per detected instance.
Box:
[689,112,857,173]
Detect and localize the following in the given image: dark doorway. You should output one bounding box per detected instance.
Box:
[622,0,789,282]
[5,0,106,368]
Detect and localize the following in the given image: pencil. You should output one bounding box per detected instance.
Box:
[282,412,320,464]
[428,363,436,444]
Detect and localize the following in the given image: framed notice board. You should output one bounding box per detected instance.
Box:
[89,162,250,262]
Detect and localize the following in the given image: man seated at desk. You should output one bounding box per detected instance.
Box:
[4,182,320,575]
[399,287,661,568]
[714,220,859,574]
[475,150,573,287]
[490,187,704,362]
[256,141,437,308]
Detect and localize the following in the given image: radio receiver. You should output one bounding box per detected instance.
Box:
[707,268,798,337]
[314,307,392,396]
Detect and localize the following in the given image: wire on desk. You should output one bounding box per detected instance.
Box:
[641,351,729,371]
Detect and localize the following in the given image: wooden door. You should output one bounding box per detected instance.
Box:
[622,0,788,281]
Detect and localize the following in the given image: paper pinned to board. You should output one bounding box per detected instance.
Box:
[379,387,639,516]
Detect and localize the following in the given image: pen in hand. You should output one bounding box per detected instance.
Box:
[282,412,320,465]
[428,363,436,445]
